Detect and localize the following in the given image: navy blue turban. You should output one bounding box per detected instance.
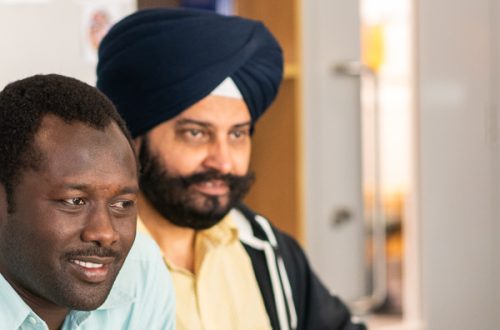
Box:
[96,8,283,138]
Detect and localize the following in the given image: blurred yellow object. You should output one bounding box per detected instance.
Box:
[362,24,385,72]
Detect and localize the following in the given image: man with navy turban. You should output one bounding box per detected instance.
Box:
[97,8,366,330]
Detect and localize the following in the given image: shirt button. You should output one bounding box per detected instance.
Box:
[29,316,37,324]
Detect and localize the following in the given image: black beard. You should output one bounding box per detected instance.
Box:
[138,137,255,230]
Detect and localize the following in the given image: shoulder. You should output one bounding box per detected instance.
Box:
[236,203,307,262]
[236,204,365,330]
[114,232,169,288]
[116,231,173,295]
[103,231,172,301]
[90,232,176,329]
[234,204,310,296]
[125,231,164,264]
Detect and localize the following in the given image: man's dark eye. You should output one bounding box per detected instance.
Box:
[190,129,201,136]
[65,198,85,206]
[110,200,136,209]
[231,130,247,139]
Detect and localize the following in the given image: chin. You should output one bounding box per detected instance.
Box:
[52,277,116,311]
[62,287,112,311]
[193,193,230,211]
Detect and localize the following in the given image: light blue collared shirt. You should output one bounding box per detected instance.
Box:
[0,232,176,330]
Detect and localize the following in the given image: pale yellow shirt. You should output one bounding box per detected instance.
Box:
[137,213,272,330]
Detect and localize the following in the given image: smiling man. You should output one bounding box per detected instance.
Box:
[0,74,175,330]
[97,8,365,330]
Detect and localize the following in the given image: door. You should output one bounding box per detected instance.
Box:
[302,0,367,302]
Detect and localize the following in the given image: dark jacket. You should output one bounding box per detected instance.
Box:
[234,204,366,330]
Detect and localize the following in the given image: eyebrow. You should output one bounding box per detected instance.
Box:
[176,119,213,128]
[60,183,139,195]
[117,186,140,195]
[233,121,252,128]
[60,183,91,191]
[176,119,252,129]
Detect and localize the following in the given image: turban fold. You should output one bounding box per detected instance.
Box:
[96,8,283,138]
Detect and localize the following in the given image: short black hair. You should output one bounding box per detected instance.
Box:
[0,74,135,213]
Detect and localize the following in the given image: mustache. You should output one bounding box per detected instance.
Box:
[180,170,255,189]
[64,247,120,260]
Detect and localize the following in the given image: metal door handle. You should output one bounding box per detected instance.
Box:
[333,61,387,315]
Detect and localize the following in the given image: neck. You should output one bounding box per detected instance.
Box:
[137,193,196,272]
[0,269,69,330]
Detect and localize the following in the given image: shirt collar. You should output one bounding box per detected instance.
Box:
[197,213,239,246]
[0,271,33,330]
[137,211,239,248]
[0,268,134,330]
[0,272,93,330]
[137,211,239,276]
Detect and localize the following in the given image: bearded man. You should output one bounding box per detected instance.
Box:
[97,8,366,330]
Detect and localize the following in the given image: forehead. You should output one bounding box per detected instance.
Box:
[174,95,251,125]
[34,115,136,183]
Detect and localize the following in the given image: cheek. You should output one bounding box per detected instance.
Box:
[15,199,75,241]
[160,145,209,176]
[116,216,137,252]
[233,145,251,176]
[4,207,75,271]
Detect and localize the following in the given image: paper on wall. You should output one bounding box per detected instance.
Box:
[80,2,124,65]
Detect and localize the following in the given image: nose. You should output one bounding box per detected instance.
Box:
[81,204,119,247]
[202,137,232,174]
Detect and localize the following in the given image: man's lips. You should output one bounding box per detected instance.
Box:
[68,256,115,283]
[192,180,230,196]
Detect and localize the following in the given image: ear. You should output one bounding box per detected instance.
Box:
[133,136,142,156]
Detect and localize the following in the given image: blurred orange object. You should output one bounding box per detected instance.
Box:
[362,24,385,72]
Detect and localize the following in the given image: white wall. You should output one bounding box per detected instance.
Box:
[417,0,500,328]
[0,0,135,89]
